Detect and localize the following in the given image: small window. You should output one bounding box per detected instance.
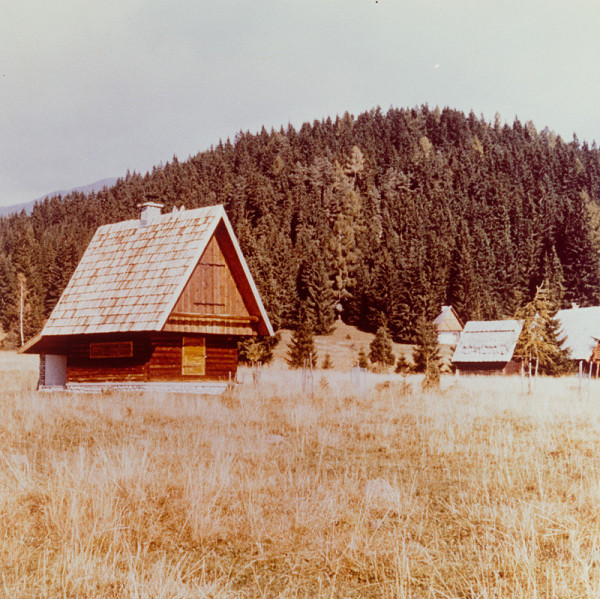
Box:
[90,341,133,359]
[182,337,206,375]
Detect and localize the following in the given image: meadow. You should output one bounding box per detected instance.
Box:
[2,352,600,597]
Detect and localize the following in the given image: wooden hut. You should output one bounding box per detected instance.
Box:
[21,203,273,393]
[433,305,464,346]
[452,320,523,375]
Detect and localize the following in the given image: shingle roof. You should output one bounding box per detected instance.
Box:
[555,306,600,361]
[452,320,523,363]
[40,204,272,336]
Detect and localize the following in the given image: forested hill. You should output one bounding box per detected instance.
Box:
[2,105,600,347]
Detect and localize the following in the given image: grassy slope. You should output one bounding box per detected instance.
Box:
[2,353,599,597]
[272,321,414,370]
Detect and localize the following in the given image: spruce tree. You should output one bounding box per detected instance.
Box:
[356,347,369,369]
[395,354,411,374]
[286,317,318,369]
[297,250,336,335]
[369,325,395,367]
[321,353,333,370]
[412,318,441,388]
[514,284,571,375]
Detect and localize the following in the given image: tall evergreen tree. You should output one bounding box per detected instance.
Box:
[412,318,442,388]
[286,312,318,369]
[296,250,336,335]
[514,284,571,375]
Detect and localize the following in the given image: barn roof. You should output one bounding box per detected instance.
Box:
[31,204,273,339]
[555,306,600,361]
[452,320,523,363]
[433,305,464,332]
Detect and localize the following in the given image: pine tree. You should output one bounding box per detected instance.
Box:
[297,250,336,335]
[369,325,395,367]
[395,354,411,374]
[0,254,17,345]
[412,318,441,388]
[286,317,318,369]
[327,163,362,320]
[514,284,571,376]
[321,353,333,370]
[356,347,369,369]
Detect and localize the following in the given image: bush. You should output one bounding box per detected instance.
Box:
[238,334,280,365]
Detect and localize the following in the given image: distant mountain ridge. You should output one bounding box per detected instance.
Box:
[0,177,118,217]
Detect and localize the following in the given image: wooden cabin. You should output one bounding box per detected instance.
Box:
[21,203,273,393]
[433,305,464,346]
[452,320,523,375]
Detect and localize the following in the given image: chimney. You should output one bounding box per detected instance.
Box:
[137,201,164,226]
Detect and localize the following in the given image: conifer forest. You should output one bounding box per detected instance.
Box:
[2,105,600,346]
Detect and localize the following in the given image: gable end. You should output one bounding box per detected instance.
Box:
[163,222,264,336]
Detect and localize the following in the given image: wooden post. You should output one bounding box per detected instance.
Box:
[520,358,524,393]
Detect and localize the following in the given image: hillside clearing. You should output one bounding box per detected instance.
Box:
[272,321,419,370]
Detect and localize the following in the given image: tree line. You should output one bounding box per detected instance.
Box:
[2,105,600,347]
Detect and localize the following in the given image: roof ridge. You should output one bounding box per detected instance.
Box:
[96,204,224,232]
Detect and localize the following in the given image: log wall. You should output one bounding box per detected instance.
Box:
[66,333,238,383]
[454,359,521,376]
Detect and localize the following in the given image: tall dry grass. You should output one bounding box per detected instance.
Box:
[2,356,600,597]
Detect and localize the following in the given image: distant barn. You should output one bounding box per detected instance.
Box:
[452,320,523,375]
[433,305,464,346]
[21,203,273,393]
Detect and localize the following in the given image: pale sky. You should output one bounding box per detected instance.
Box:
[1,0,599,208]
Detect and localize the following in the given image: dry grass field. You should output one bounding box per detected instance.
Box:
[3,352,600,597]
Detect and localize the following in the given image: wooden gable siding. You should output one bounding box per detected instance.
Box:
[66,333,238,383]
[164,227,257,336]
[437,310,463,332]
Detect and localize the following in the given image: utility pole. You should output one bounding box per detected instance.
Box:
[18,274,25,347]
